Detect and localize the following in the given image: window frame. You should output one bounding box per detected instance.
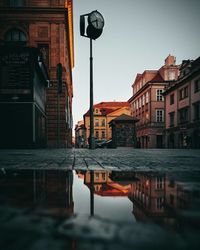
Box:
[156,89,163,101]
[156,109,164,123]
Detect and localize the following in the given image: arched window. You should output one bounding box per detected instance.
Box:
[8,0,25,7]
[4,29,27,42]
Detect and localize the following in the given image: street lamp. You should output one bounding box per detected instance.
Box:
[80,10,105,149]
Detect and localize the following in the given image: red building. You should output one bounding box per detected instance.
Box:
[0,0,74,148]
[164,57,200,148]
[128,55,179,148]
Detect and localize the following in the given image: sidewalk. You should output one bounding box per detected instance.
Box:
[0,148,200,172]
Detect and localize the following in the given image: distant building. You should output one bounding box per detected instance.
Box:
[83,102,131,144]
[128,55,179,148]
[164,56,200,148]
[109,114,139,147]
[74,120,87,148]
[0,0,74,148]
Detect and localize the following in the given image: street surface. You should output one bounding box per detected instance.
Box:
[0,148,200,171]
[0,148,200,250]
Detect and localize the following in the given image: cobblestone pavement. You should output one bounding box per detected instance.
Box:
[1,205,200,250]
[0,148,200,172]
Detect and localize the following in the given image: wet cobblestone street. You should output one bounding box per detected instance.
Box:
[0,148,200,250]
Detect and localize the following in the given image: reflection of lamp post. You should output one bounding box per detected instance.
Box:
[80,11,105,149]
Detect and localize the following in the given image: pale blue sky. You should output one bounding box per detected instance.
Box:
[72,0,200,129]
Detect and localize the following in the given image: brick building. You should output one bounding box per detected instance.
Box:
[128,55,179,148]
[0,0,74,148]
[164,57,200,148]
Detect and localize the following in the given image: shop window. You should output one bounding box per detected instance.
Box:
[102,131,105,139]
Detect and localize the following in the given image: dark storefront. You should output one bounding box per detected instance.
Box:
[0,46,49,148]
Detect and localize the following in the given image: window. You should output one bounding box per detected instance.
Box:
[169,71,175,80]
[193,102,200,121]
[139,97,141,108]
[169,112,175,127]
[101,119,105,127]
[102,131,105,139]
[179,108,188,124]
[194,79,200,93]
[156,197,164,210]
[156,177,164,189]
[95,119,99,127]
[38,44,49,69]
[146,92,149,103]
[157,89,163,101]
[8,0,25,6]
[95,109,99,114]
[95,173,99,180]
[95,131,99,139]
[179,86,188,100]
[133,102,136,111]
[4,28,27,42]
[102,173,106,180]
[136,100,138,110]
[142,95,144,106]
[170,94,174,105]
[156,109,164,122]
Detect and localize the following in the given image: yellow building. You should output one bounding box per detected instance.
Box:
[83,102,131,143]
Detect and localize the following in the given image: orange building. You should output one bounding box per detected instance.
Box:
[83,101,131,144]
[0,0,74,148]
[128,55,179,148]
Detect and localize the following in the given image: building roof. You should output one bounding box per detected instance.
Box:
[109,114,139,123]
[84,102,130,117]
[150,72,164,83]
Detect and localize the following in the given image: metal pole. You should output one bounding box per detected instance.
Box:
[90,170,94,216]
[89,38,95,149]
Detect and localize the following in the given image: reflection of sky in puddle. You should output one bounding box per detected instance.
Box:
[73,171,134,222]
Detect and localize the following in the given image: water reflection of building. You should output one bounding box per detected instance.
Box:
[0,170,74,217]
[78,170,133,197]
[129,172,193,227]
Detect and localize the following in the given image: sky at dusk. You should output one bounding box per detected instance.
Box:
[72,0,200,129]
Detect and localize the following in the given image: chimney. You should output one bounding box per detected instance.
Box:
[165,54,176,66]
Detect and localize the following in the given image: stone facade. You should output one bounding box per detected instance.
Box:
[0,0,74,148]
[109,114,138,148]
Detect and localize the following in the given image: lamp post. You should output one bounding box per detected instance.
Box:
[80,10,105,149]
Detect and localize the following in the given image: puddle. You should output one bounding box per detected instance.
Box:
[0,169,200,249]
